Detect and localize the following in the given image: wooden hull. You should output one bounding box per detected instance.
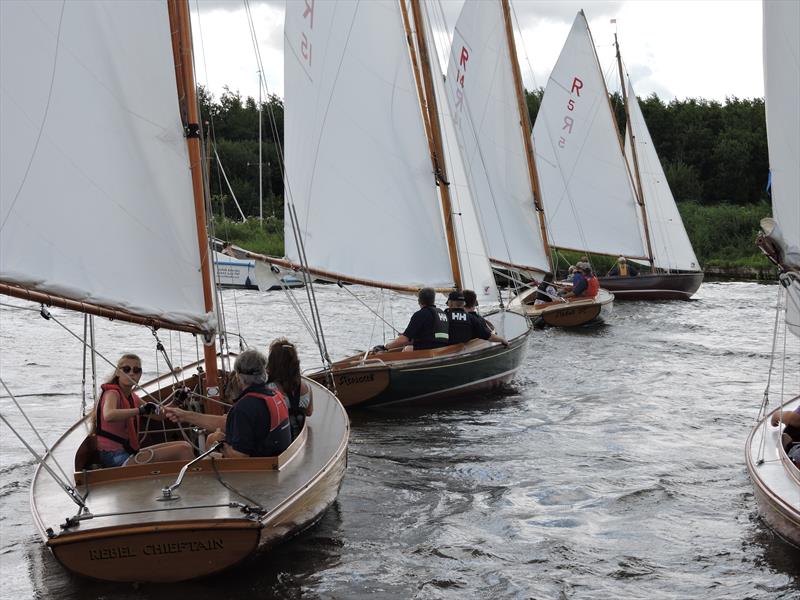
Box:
[745,396,800,548]
[31,367,349,582]
[598,271,703,300]
[310,310,531,408]
[508,288,614,327]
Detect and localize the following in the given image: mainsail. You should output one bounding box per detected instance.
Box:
[763,0,800,338]
[0,1,213,333]
[624,79,700,272]
[444,0,551,275]
[284,0,497,302]
[532,11,647,260]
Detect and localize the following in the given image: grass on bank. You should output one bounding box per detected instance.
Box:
[211,202,774,275]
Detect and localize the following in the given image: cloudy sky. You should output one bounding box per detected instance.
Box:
[190,0,764,103]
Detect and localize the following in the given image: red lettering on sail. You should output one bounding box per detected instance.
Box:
[299,1,314,69]
[460,46,469,70]
[567,99,575,111]
[571,77,583,96]
[563,116,574,133]
[303,0,314,27]
[301,33,311,65]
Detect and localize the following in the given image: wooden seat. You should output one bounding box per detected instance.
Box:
[74,434,100,472]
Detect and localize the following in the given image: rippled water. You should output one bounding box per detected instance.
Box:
[1,281,799,599]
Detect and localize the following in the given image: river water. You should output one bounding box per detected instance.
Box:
[1,281,798,599]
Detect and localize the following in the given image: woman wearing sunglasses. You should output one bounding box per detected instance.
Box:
[93,353,194,468]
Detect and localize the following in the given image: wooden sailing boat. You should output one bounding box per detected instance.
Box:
[0,0,348,581]
[441,0,613,327]
[745,0,800,549]
[231,0,530,408]
[533,11,702,301]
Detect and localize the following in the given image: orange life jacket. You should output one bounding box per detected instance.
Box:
[585,275,600,297]
[246,390,290,434]
[95,383,140,454]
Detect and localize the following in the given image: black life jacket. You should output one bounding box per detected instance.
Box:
[446,308,472,344]
[535,281,554,303]
[284,388,305,440]
[414,306,450,349]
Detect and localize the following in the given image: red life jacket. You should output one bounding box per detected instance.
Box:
[585,275,600,297]
[246,389,290,434]
[95,383,140,454]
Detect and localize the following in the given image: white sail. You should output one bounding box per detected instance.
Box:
[445,0,551,275]
[283,0,454,290]
[532,11,647,259]
[0,1,213,331]
[624,80,700,272]
[763,0,800,337]
[421,2,498,304]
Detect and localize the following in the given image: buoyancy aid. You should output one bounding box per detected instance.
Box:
[95,383,140,454]
[268,382,306,440]
[414,307,450,349]
[243,388,291,452]
[585,275,600,297]
[618,263,629,277]
[446,308,472,344]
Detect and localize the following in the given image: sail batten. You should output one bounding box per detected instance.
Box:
[0,1,212,332]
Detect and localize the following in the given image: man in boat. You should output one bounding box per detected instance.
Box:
[372,287,449,352]
[607,256,639,277]
[771,406,800,466]
[448,290,509,347]
[563,266,599,299]
[164,349,291,458]
[463,289,494,333]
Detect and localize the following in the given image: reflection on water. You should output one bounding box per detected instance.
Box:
[1,282,799,599]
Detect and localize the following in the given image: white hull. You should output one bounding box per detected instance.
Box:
[745,396,800,548]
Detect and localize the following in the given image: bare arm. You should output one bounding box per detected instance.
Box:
[164,406,226,432]
[383,334,411,351]
[101,390,139,422]
[488,333,509,347]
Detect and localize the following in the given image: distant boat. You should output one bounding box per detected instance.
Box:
[443,0,613,326]
[213,251,303,291]
[0,0,347,581]
[745,0,800,549]
[533,11,702,300]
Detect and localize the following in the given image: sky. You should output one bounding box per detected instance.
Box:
[190,0,764,103]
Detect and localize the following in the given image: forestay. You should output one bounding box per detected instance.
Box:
[0,1,212,332]
[420,2,498,304]
[624,80,700,272]
[283,0,454,290]
[763,0,800,337]
[532,11,646,259]
[445,0,550,275]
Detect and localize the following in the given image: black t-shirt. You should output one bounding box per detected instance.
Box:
[225,385,291,457]
[446,308,472,343]
[468,312,492,340]
[403,306,449,349]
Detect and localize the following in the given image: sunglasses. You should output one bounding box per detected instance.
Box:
[120,365,142,374]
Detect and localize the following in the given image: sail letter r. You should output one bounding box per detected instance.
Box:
[460,46,469,70]
[571,77,583,96]
[303,0,314,27]
[563,116,574,133]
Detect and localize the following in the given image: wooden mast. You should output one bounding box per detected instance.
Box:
[614,30,655,271]
[168,0,221,410]
[407,0,463,290]
[501,0,553,274]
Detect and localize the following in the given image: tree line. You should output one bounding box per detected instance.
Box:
[201,87,771,269]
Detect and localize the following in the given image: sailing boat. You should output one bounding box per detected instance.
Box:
[443,0,613,327]
[533,11,703,300]
[745,0,800,548]
[0,0,348,581]
[229,0,530,408]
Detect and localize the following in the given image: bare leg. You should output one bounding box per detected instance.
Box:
[126,441,194,465]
